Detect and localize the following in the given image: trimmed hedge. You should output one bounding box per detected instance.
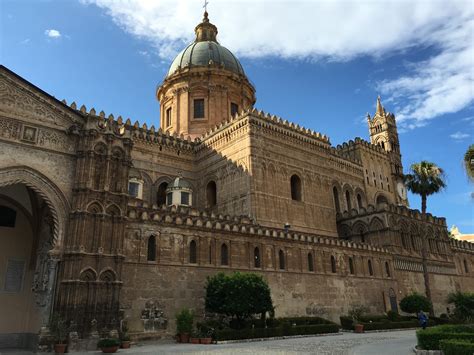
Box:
[362,320,418,331]
[439,339,474,355]
[214,323,339,341]
[416,324,474,350]
[340,316,354,330]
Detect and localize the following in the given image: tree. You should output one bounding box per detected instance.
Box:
[404,161,446,316]
[464,144,474,183]
[400,293,432,314]
[447,291,474,323]
[205,272,273,326]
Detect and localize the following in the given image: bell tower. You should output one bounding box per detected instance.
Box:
[367,96,402,176]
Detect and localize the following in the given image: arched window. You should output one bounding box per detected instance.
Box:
[349,257,355,275]
[147,235,156,261]
[368,259,374,276]
[385,261,391,277]
[345,190,352,211]
[333,187,340,213]
[207,181,217,208]
[156,182,168,206]
[290,175,302,201]
[381,141,385,150]
[189,240,197,264]
[376,194,388,205]
[331,255,337,273]
[279,249,285,270]
[357,194,363,210]
[221,243,228,265]
[464,259,469,273]
[308,252,314,272]
[254,247,261,268]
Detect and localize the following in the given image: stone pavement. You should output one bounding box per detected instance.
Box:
[0,329,417,355]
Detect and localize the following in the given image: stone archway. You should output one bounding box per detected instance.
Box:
[0,166,69,350]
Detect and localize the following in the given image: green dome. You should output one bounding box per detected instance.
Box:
[166,12,245,78]
[167,41,245,77]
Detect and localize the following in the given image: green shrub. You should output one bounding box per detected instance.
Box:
[439,339,474,355]
[358,315,389,323]
[205,272,273,327]
[362,320,418,331]
[348,304,369,322]
[278,316,334,326]
[416,324,474,350]
[97,338,120,348]
[400,293,432,314]
[447,292,474,323]
[48,313,68,344]
[340,316,354,330]
[176,308,194,335]
[387,310,399,322]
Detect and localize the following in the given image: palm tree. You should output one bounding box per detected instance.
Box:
[464,144,474,183]
[404,161,446,316]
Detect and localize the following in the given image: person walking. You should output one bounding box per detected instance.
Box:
[418,310,428,330]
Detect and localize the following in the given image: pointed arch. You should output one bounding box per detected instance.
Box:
[105,203,121,216]
[0,166,70,250]
[79,267,97,282]
[99,269,117,282]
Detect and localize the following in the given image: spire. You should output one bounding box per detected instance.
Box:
[376,95,384,116]
[194,9,218,42]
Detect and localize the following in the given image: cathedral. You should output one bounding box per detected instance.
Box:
[0,11,472,351]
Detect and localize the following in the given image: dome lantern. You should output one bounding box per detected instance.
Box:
[166,175,193,207]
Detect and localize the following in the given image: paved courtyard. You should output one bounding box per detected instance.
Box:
[0,329,417,355]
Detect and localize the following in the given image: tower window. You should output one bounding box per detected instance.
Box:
[157,182,168,206]
[181,192,190,206]
[221,243,229,265]
[189,240,197,264]
[368,259,374,276]
[349,257,355,275]
[333,187,340,213]
[206,181,217,208]
[345,190,352,211]
[166,107,172,127]
[357,194,363,209]
[385,261,391,277]
[279,249,285,270]
[193,99,205,119]
[254,247,261,268]
[290,174,302,201]
[166,192,173,205]
[147,235,156,261]
[331,255,337,273]
[308,252,314,272]
[231,102,239,117]
[128,179,143,199]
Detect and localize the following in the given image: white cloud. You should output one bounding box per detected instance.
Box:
[45,29,61,38]
[80,0,474,128]
[450,131,471,140]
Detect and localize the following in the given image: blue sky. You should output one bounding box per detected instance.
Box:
[1,0,473,231]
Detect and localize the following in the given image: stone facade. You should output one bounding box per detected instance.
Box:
[0,12,473,350]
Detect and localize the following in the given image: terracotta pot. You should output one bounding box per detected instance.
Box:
[190,337,200,344]
[200,337,212,344]
[121,340,131,349]
[101,345,119,353]
[179,333,190,343]
[354,324,364,333]
[54,343,67,354]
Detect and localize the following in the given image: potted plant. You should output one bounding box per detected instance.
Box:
[348,305,369,333]
[197,323,214,344]
[120,323,131,349]
[97,338,120,353]
[190,333,200,344]
[48,313,68,354]
[176,308,194,343]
